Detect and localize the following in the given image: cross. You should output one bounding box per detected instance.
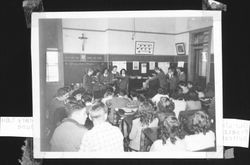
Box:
[78,33,88,51]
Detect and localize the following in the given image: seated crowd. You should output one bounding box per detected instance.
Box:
[46,67,215,152]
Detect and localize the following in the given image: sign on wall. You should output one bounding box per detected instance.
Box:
[135,41,154,55]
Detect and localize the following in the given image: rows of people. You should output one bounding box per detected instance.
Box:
[46,66,215,152]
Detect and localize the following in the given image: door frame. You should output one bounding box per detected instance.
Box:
[188,27,212,86]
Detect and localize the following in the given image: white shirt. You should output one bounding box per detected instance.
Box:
[101,95,113,105]
[150,138,186,152]
[184,130,215,151]
[172,99,187,118]
[79,122,124,152]
[151,94,169,104]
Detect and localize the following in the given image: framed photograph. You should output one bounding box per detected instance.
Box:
[135,41,154,55]
[32,11,223,159]
[176,42,186,55]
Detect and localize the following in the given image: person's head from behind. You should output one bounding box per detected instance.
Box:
[186,90,199,101]
[171,86,185,100]
[82,93,93,106]
[72,89,85,101]
[120,69,127,76]
[190,111,211,135]
[87,68,94,76]
[56,87,70,101]
[65,101,87,125]
[158,115,183,144]
[159,97,171,107]
[137,101,156,126]
[88,101,108,123]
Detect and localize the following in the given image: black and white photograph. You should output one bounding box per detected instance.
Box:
[31,11,223,158]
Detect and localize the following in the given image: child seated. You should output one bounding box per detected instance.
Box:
[183,111,215,151]
[129,101,159,151]
[150,115,186,152]
[151,88,169,105]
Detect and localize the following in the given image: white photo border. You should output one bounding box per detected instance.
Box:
[31,10,223,159]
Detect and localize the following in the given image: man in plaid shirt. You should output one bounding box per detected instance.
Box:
[79,101,124,152]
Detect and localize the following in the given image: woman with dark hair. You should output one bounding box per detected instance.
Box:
[176,67,186,83]
[156,97,175,124]
[185,90,202,111]
[153,66,168,91]
[129,101,159,151]
[150,115,185,152]
[118,69,129,93]
[99,68,112,90]
[183,110,215,151]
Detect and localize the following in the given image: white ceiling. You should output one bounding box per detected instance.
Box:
[62,17,213,34]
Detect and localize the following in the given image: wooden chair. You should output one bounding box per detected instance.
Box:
[140,127,159,152]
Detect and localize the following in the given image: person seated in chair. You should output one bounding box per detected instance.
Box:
[156,97,175,124]
[150,115,186,152]
[47,87,70,140]
[183,110,215,151]
[151,88,169,105]
[171,91,187,118]
[106,89,131,125]
[204,82,215,98]
[129,101,159,151]
[101,88,114,105]
[194,86,205,99]
[126,91,141,109]
[50,101,88,152]
[185,90,202,111]
[79,101,124,152]
[178,81,189,95]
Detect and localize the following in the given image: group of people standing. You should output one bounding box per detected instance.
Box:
[83,65,129,97]
[144,66,186,97]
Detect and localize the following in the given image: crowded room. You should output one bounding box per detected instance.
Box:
[39,16,216,152]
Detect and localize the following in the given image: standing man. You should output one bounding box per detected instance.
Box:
[176,67,186,83]
[111,65,120,93]
[167,67,178,96]
[79,101,124,152]
[154,67,168,91]
[83,68,94,94]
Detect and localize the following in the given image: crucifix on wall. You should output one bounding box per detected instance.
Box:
[78,33,88,51]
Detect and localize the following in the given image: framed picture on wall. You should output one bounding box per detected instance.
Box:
[135,41,154,55]
[176,42,186,55]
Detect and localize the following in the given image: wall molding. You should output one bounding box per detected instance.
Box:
[63,26,213,36]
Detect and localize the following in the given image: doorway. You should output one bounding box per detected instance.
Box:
[188,28,212,89]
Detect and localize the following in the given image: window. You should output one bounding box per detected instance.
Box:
[46,49,59,82]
